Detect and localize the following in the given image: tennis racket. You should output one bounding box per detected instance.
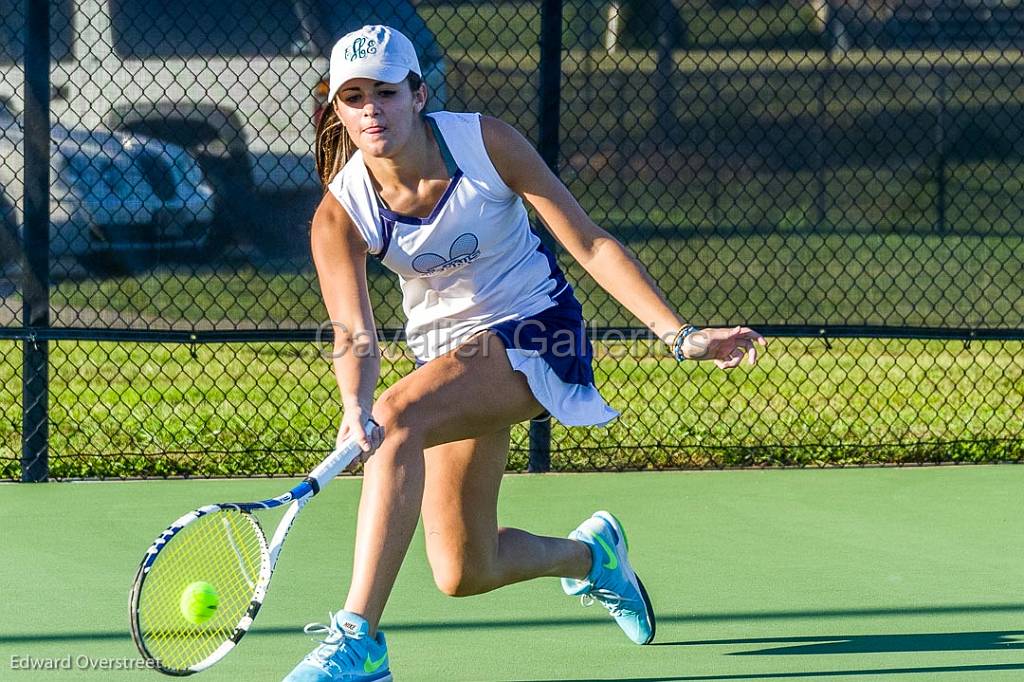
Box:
[129,418,379,676]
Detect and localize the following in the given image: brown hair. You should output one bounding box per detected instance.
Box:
[315,73,426,188]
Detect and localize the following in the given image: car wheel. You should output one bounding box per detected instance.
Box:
[194,151,255,260]
[76,249,153,276]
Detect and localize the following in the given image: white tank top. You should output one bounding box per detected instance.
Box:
[328,111,569,361]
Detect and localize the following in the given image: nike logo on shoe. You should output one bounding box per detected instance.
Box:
[363,652,387,674]
[591,532,618,570]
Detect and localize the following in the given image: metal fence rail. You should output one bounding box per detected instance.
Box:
[1,0,1022,480]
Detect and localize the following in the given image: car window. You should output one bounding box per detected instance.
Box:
[0,0,74,65]
[109,0,304,58]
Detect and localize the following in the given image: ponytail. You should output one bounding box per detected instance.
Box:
[315,104,353,188]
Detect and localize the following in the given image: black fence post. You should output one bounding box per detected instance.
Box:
[537,0,562,170]
[528,0,563,473]
[21,0,50,482]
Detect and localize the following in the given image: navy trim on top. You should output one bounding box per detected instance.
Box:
[532,229,570,295]
[377,216,396,262]
[373,115,463,227]
[375,169,464,226]
[427,116,459,177]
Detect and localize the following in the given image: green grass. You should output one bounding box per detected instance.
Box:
[5,227,1023,480]
[568,231,1024,330]
[47,263,334,329]
[2,336,1022,479]
[34,226,1024,331]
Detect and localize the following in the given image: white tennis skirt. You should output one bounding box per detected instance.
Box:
[418,285,619,427]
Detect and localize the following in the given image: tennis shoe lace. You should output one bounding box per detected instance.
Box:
[302,613,363,672]
[580,587,627,617]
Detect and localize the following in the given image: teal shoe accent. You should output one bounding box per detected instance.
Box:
[561,511,656,645]
[282,611,391,682]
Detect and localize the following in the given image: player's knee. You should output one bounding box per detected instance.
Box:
[431,563,492,598]
[428,548,496,598]
[361,390,426,473]
[373,386,422,440]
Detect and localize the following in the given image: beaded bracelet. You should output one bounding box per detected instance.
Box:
[672,324,701,361]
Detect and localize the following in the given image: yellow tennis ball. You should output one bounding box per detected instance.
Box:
[179,581,219,625]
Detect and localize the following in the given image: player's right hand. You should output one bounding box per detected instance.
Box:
[337,407,385,462]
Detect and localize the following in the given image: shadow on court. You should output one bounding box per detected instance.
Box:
[504,663,1024,681]
[651,630,1024,654]
[7,604,1024,645]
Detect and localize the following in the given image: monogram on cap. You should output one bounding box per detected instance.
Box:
[328,25,422,103]
[344,37,378,62]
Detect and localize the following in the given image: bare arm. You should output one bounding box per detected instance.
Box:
[310,191,380,449]
[481,116,766,367]
[482,117,681,339]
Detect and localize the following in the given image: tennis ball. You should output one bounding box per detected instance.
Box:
[179,581,219,625]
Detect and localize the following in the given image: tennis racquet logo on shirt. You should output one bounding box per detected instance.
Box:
[412,233,481,275]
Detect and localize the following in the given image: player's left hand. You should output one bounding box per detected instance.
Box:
[681,326,767,369]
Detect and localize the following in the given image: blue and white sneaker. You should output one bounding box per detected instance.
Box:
[282,610,391,682]
[561,511,656,645]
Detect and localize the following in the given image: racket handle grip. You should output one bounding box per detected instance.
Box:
[306,418,380,493]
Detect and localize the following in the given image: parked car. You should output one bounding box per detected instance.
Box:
[0,98,215,273]
[0,0,446,254]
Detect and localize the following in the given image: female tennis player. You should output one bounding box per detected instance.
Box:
[284,25,766,682]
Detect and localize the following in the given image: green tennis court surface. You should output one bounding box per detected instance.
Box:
[2,466,1023,681]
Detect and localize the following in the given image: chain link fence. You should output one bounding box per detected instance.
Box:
[2,0,1022,480]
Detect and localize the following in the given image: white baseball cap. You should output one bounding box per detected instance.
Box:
[328,25,422,103]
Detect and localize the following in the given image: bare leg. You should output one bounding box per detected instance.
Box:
[341,333,569,633]
[421,427,592,597]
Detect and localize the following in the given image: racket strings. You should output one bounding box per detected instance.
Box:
[137,509,267,671]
